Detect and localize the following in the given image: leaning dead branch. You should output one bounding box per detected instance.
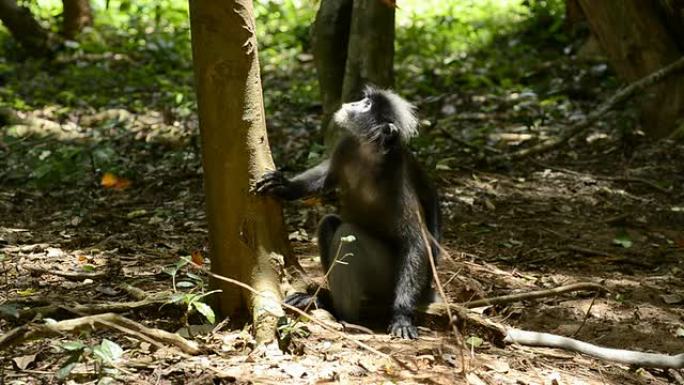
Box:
[417,211,467,372]
[491,55,684,162]
[0,313,202,355]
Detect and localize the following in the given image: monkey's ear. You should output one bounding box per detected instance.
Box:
[383,123,399,136]
[380,123,401,146]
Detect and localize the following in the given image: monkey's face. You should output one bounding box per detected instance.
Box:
[333,98,373,134]
[334,98,391,144]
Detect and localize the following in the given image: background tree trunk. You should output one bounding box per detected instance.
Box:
[312,0,353,138]
[188,0,288,343]
[316,0,395,146]
[578,0,684,138]
[62,0,93,40]
[340,0,395,102]
[0,0,52,55]
[658,0,684,51]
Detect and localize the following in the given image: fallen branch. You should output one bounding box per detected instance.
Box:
[0,313,201,355]
[505,328,684,369]
[490,55,684,162]
[23,263,108,281]
[462,282,607,308]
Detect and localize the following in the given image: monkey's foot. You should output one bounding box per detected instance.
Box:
[388,317,418,339]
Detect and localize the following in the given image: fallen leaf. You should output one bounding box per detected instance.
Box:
[302,197,322,207]
[101,172,131,190]
[46,247,64,258]
[612,232,633,248]
[465,372,488,385]
[191,250,204,265]
[126,209,148,219]
[280,362,307,379]
[483,359,510,373]
[13,354,37,370]
[16,288,36,296]
[466,335,484,348]
[661,293,683,304]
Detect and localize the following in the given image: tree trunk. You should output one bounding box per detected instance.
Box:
[188,0,288,343]
[659,0,684,51]
[578,0,684,138]
[340,0,395,102]
[0,0,52,55]
[312,0,353,137]
[62,0,93,40]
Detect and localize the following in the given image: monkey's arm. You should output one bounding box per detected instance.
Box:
[255,159,332,200]
[388,242,431,339]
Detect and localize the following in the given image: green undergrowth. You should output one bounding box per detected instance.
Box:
[0,0,615,188]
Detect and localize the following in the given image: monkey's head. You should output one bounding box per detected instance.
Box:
[333,86,419,147]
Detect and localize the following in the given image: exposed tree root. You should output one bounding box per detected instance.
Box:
[1,298,168,322]
[490,55,684,162]
[0,313,202,355]
[505,328,684,369]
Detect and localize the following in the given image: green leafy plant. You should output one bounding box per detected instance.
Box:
[56,339,124,380]
[168,290,221,325]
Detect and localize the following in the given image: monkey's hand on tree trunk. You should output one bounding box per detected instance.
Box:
[254,170,297,200]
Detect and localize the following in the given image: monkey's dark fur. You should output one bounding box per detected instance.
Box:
[256,87,441,339]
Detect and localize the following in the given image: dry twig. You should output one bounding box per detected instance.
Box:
[462,282,607,308]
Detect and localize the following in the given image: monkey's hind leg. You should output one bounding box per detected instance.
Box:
[317,214,343,272]
[324,221,395,323]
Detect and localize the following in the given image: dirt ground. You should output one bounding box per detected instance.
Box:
[0,120,682,384]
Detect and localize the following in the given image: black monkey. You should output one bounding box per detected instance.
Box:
[256,87,441,339]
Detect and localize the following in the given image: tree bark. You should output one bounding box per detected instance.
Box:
[578,0,684,138]
[62,0,93,40]
[188,0,288,343]
[312,0,353,137]
[0,0,52,55]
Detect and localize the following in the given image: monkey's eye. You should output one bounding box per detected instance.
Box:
[355,98,372,112]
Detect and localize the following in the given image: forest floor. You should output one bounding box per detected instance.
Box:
[1,97,683,384]
[1,3,684,384]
